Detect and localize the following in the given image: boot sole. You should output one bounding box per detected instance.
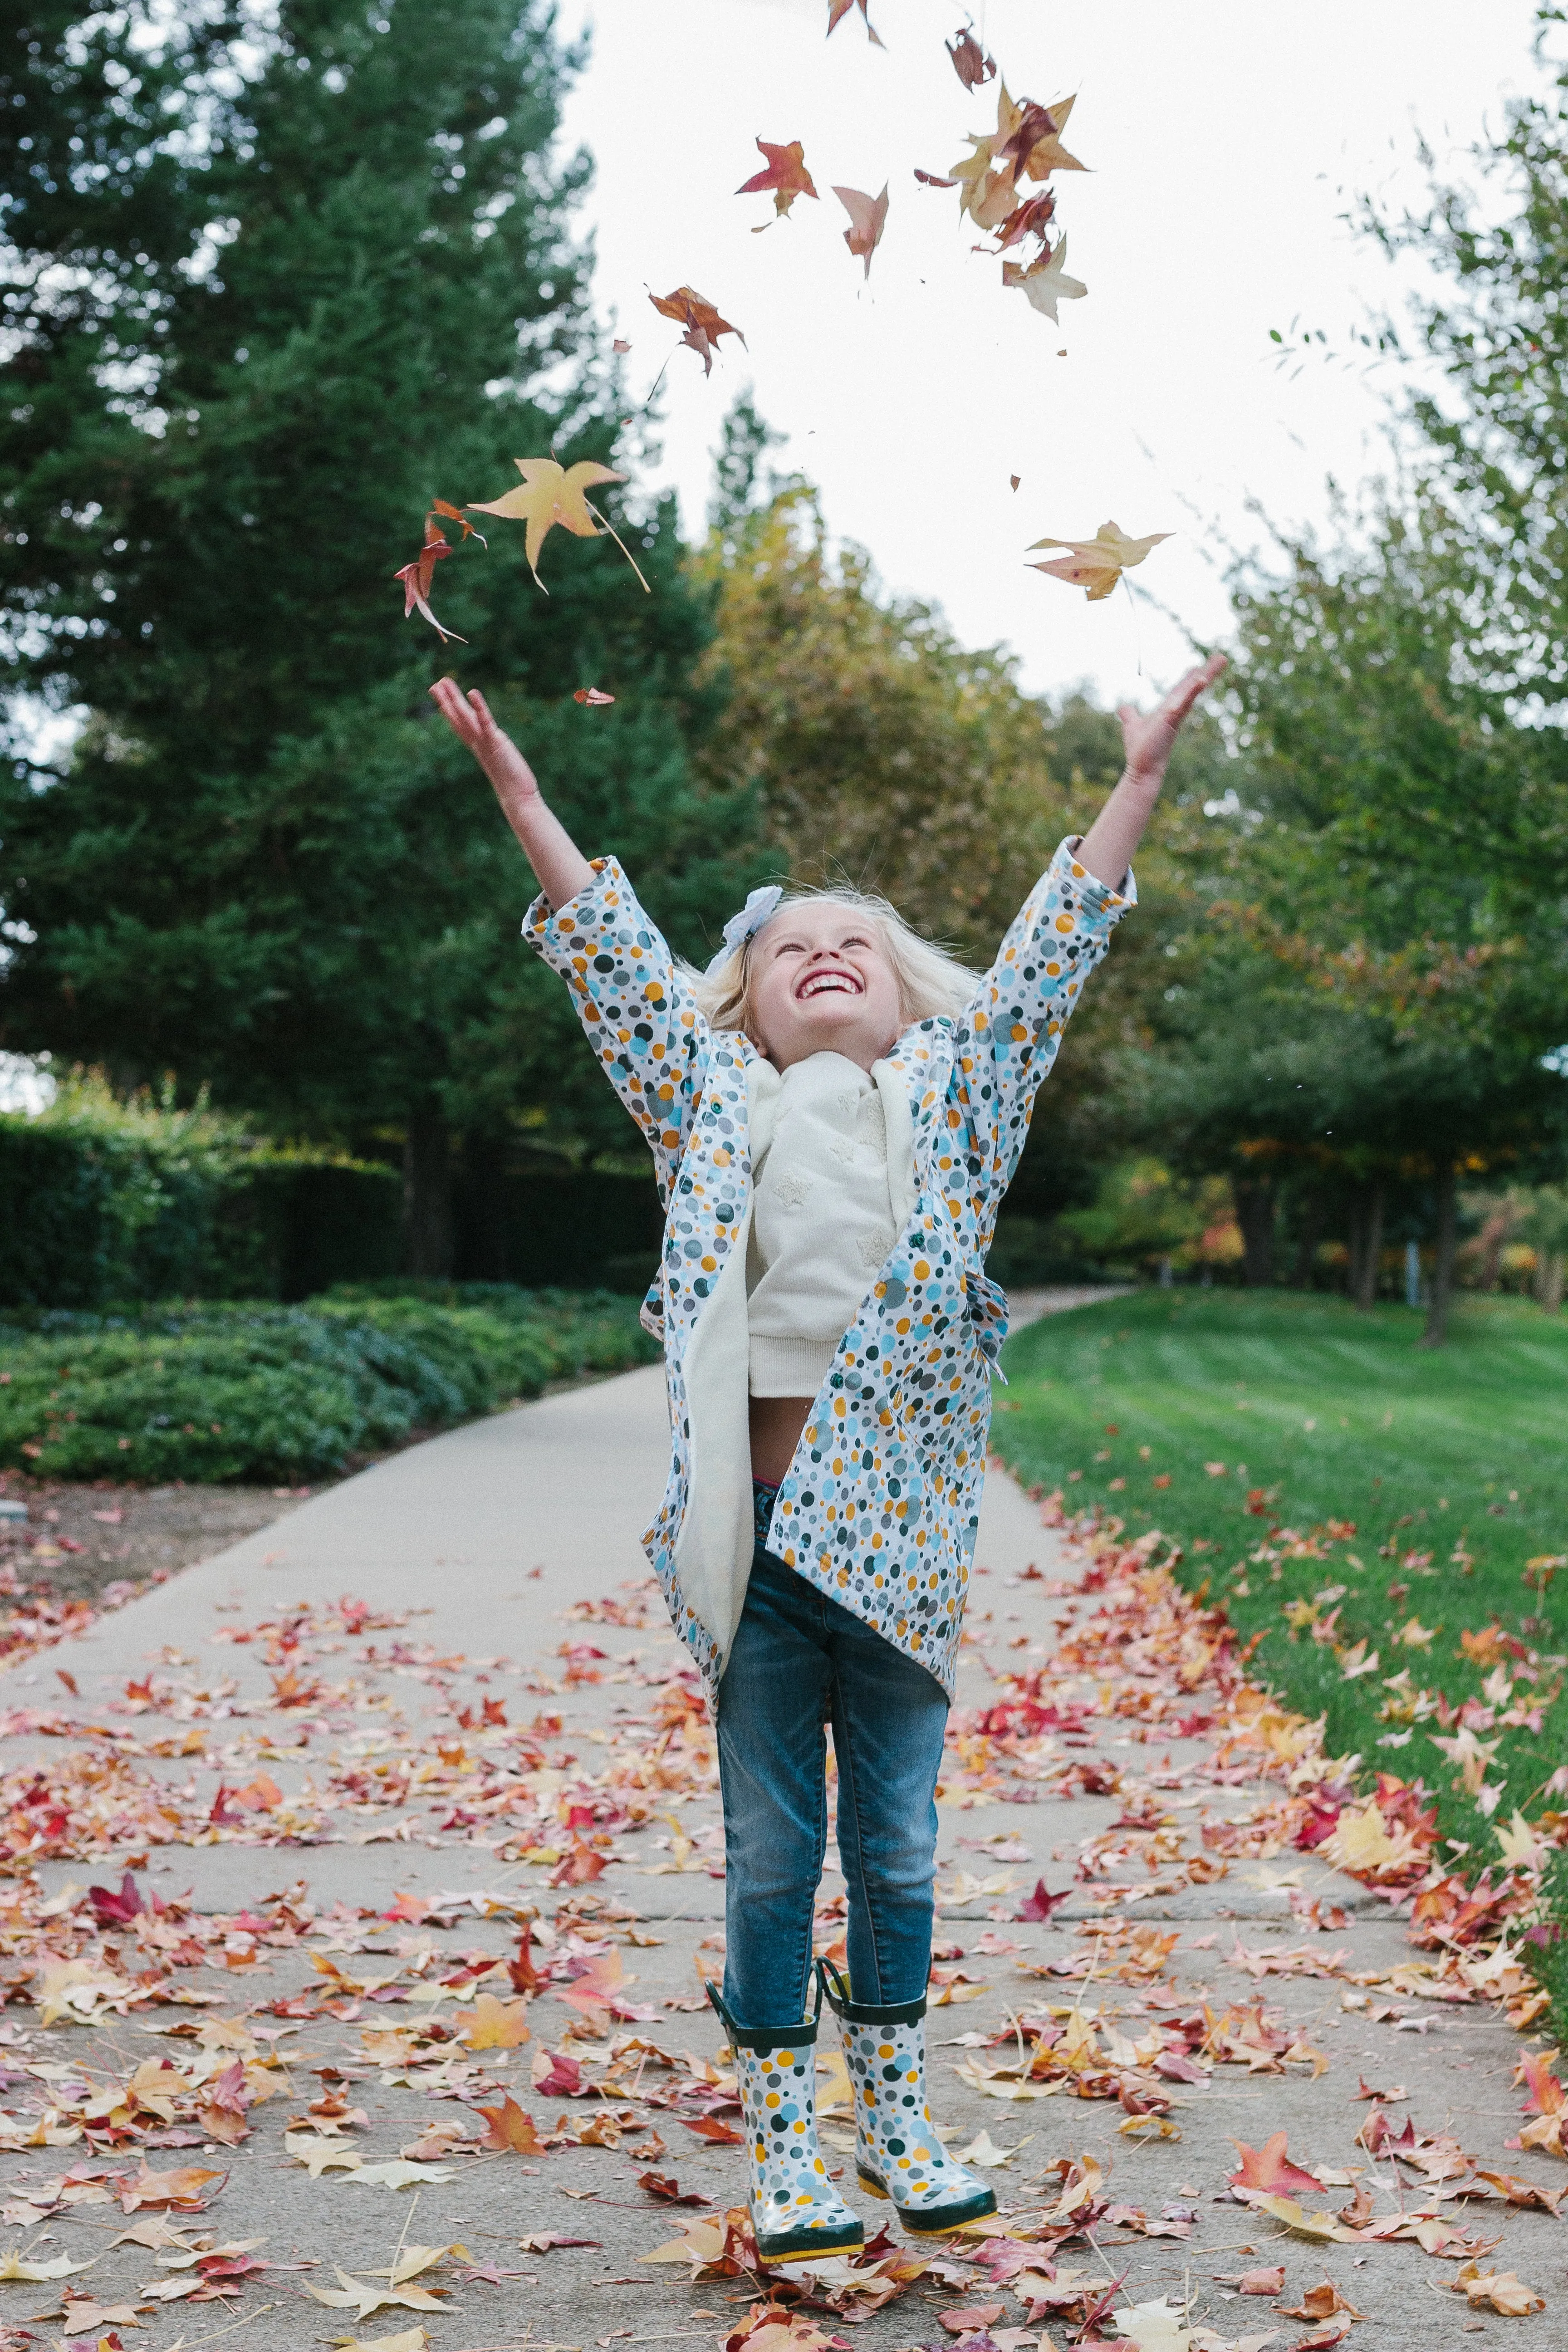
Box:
[856,2166,998,2234]
[757,2230,865,2266]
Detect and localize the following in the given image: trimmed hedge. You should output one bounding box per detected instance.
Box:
[0,1286,658,1484]
[0,1075,400,1308]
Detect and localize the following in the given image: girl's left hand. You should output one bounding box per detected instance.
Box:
[1117,652,1228,790]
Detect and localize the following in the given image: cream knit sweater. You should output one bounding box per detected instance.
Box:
[745,1050,897,1396]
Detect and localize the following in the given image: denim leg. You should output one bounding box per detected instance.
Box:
[828,1604,949,2006]
[715,1545,834,2027]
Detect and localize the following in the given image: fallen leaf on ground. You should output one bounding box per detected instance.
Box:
[1447,2260,1545,2316]
[347,2161,453,2191]
[0,2250,92,2280]
[1215,2268,1284,2296]
[1278,2283,1365,2321]
[834,184,889,277]
[460,1993,531,2050]
[1112,2296,1191,2350]
[473,2093,544,2154]
[1229,2134,1324,2201]
[306,2268,450,2323]
[939,2305,1004,2335]
[1028,518,1170,600]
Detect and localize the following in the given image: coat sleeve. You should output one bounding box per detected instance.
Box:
[948,837,1135,1243]
[524,857,710,1196]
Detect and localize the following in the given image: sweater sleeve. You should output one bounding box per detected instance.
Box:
[949,837,1135,1243]
[524,858,710,1196]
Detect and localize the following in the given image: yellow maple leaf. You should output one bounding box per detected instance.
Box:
[1450,2261,1545,2316]
[1029,519,1170,601]
[460,1993,532,2051]
[467,458,626,588]
[1495,1809,1547,1868]
[1322,1801,1400,1874]
[0,2251,93,2281]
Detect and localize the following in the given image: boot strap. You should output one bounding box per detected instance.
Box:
[706,1970,824,2056]
[815,1955,928,2027]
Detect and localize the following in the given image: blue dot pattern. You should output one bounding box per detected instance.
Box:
[524,839,1132,1704]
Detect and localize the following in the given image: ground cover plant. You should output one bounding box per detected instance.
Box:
[0,1287,657,1486]
[991,1287,1568,1989]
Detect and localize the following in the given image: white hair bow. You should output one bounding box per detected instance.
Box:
[705,883,783,975]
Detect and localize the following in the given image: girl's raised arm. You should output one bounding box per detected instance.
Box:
[1077,652,1227,890]
[429,678,593,911]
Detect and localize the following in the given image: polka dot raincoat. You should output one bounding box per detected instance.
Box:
[525,838,1132,1707]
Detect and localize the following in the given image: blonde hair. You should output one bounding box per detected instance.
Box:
[689,882,979,1036]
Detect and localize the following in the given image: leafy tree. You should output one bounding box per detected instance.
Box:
[0,0,757,1271]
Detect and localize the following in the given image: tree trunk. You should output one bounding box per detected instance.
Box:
[1542,1251,1566,1313]
[1352,1181,1385,1311]
[1420,1166,1459,1348]
[457,1128,511,1282]
[403,1102,454,1279]
[1234,1179,1276,1288]
[1291,1195,1324,1291]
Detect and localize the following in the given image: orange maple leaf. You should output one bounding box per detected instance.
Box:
[737,138,818,226]
[649,285,746,375]
[474,2091,545,2154]
[1228,2131,1323,2200]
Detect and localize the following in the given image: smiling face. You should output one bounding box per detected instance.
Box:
[746,900,907,1072]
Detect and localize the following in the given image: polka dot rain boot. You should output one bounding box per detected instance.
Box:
[818,1958,997,2236]
[706,1980,865,2268]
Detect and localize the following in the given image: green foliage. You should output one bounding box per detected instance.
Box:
[1053,1158,1232,1275]
[0,0,759,1185]
[0,1072,399,1308]
[0,1288,657,1483]
[992,1288,1568,1828]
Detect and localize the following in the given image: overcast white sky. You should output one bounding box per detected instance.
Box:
[556,0,1540,703]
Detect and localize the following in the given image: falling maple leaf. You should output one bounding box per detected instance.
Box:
[826,0,882,46]
[1028,518,1171,601]
[473,2092,544,2155]
[1228,2133,1325,2200]
[649,285,746,376]
[738,138,818,226]
[467,458,641,594]
[915,167,958,187]
[946,26,995,88]
[1003,236,1088,322]
[834,184,888,277]
[573,686,615,706]
[1001,92,1088,180]
[990,188,1058,254]
[393,500,481,642]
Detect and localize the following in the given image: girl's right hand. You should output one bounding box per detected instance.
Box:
[428,676,595,909]
[429,677,540,810]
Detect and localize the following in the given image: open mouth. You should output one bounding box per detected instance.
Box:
[795,968,863,1002]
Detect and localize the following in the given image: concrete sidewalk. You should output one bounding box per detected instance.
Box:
[0,1362,1552,2352]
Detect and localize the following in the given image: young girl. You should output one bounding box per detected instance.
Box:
[432,655,1223,2264]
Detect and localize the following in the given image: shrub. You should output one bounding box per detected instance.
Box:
[0,1072,400,1308]
[0,1288,658,1484]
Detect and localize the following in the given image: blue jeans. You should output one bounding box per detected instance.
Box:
[715,1484,951,2028]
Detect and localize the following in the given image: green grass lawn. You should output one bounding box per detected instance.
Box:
[990,1287,1568,1864]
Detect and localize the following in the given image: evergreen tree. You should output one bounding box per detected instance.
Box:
[0,0,756,1269]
